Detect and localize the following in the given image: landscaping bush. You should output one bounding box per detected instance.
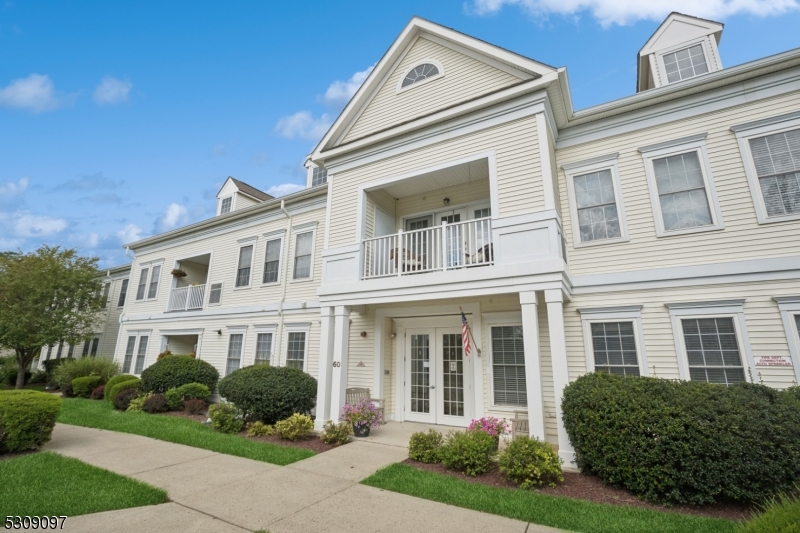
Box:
[107,378,141,403]
[114,388,140,411]
[52,357,119,389]
[184,399,206,415]
[408,429,444,463]
[166,382,212,410]
[142,393,169,414]
[104,374,136,400]
[71,375,103,398]
[60,382,73,398]
[499,436,563,489]
[90,385,105,400]
[739,492,800,533]
[562,372,800,505]
[218,365,316,424]
[275,414,313,441]
[438,430,496,476]
[0,390,62,453]
[209,402,243,434]
[320,420,352,446]
[3,361,31,386]
[29,370,47,384]
[246,421,274,437]
[140,356,218,393]
[42,358,72,387]
[165,388,184,410]
[126,393,151,412]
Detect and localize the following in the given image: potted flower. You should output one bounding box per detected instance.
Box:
[468,416,509,450]
[171,268,187,278]
[340,398,382,437]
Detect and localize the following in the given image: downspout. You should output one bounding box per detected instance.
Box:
[275,199,293,365]
[100,270,113,357]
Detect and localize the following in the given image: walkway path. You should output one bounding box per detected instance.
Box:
[45,424,565,533]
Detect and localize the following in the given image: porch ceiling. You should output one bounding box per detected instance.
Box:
[380,159,489,198]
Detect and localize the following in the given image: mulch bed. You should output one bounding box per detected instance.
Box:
[402,458,755,521]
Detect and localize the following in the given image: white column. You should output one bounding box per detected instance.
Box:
[328,305,351,424]
[313,306,335,431]
[519,291,546,440]
[545,288,576,468]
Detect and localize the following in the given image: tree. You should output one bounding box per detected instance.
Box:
[0,246,104,388]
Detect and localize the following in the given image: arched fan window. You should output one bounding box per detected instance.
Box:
[401,62,441,88]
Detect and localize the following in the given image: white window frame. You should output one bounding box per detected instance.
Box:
[774,296,800,383]
[290,223,317,283]
[284,322,311,372]
[666,299,756,382]
[135,260,164,301]
[396,59,445,94]
[639,134,724,237]
[482,312,527,412]
[578,306,648,377]
[562,153,629,248]
[121,330,152,376]
[732,112,800,224]
[253,325,277,366]
[234,237,257,290]
[219,196,234,215]
[656,37,712,86]
[207,282,223,306]
[117,278,129,308]
[225,327,247,376]
[261,230,285,286]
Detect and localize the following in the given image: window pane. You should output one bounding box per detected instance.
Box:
[293,232,313,279]
[591,322,640,376]
[662,45,708,83]
[90,338,99,356]
[401,63,440,88]
[312,167,328,187]
[574,169,621,242]
[118,279,129,307]
[209,283,222,304]
[136,268,149,300]
[221,197,232,214]
[134,336,148,374]
[491,326,526,406]
[102,283,111,306]
[653,151,713,230]
[255,333,272,364]
[682,318,743,385]
[147,265,161,299]
[236,245,253,287]
[263,239,281,283]
[81,342,89,357]
[226,334,243,375]
[748,129,800,217]
[122,336,136,373]
[287,332,306,370]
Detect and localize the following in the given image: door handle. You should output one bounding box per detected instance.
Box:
[430,385,435,389]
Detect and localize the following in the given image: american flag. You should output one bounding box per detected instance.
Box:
[461,311,471,357]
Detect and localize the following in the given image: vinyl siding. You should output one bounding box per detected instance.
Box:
[393,178,491,230]
[556,91,800,275]
[343,37,522,143]
[235,193,259,210]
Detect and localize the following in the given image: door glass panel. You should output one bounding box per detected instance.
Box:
[441,333,464,417]
[442,214,464,268]
[405,217,432,271]
[410,334,430,414]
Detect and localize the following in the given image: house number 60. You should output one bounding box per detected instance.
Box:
[332,361,341,367]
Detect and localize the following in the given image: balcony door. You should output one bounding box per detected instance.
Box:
[436,209,467,268]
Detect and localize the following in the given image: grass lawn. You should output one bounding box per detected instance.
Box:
[0,452,166,516]
[57,397,315,466]
[362,464,740,533]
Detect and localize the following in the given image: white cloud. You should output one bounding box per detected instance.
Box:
[92,76,132,105]
[0,74,63,112]
[155,203,189,232]
[11,212,68,237]
[323,65,375,107]
[274,111,332,141]
[266,183,305,197]
[116,223,145,244]
[467,0,800,27]
[68,232,100,248]
[0,176,29,197]
[211,143,227,156]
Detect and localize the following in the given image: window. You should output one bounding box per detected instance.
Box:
[773,296,800,384]
[122,336,136,373]
[574,169,622,242]
[491,326,526,406]
[45,345,52,360]
[134,336,148,374]
[102,283,111,307]
[747,129,800,217]
[147,265,161,299]
[293,232,313,280]
[473,207,491,219]
[401,62,440,88]
[220,197,232,214]
[118,279,129,307]
[255,332,273,365]
[208,283,222,305]
[591,323,639,376]
[311,167,327,187]
[226,333,243,375]
[235,245,254,287]
[263,238,281,283]
[90,338,99,356]
[136,267,149,300]
[67,344,75,358]
[286,332,306,370]
[682,318,745,385]
[662,44,708,83]
[81,341,90,357]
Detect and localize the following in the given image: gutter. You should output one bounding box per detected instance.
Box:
[274,199,293,366]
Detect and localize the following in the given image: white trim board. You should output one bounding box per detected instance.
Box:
[774,296,800,382]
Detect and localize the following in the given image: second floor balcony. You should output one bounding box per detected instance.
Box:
[167,253,210,312]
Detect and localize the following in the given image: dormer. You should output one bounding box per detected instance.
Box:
[216,176,273,216]
[305,161,328,188]
[637,13,723,92]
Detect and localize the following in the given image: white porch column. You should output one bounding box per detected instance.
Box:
[328,305,351,424]
[545,288,576,468]
[519,291,546,440]
[313,306,335,431]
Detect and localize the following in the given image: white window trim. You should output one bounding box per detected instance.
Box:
[666,299,756,382]
[225,326,247,376]
[774,296,800,383]
[284,322,311,372]
[290,224,317,283]
[639,134,724,237]
[261,230,285,286]
[121,329,152,376]
[218,195,235,215]
[117,278,129,308]
[732,113,800,224]
[483,311,526,412]
[206,282,223,307]
[135,260,164,301]
[562,153,630,248]
[396,58,445,94]
[253,325,278,366]
[578,305,649,377]
[655,37,713,86]
[234,237,257,290]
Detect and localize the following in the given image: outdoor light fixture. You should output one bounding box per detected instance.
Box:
[216,329,222,335]
[360,331,367,338]
[443,197,450,205]
[390,332,397,338]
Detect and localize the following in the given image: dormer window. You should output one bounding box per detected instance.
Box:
[312,167,328,187]
[397,60,444,92]
[220,197,232,215]
[663,44,708,84]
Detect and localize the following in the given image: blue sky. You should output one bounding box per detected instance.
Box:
[2,0,799,267]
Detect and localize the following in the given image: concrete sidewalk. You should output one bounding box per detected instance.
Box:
[45,424,565,533]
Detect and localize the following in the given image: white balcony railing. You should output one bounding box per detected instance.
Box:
[363,217,493,279]
[168,284,206,312]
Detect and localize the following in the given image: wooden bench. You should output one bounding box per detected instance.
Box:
[511,411,529,440]
[345,387,385,424]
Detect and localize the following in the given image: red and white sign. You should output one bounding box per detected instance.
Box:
[754,356,793,367]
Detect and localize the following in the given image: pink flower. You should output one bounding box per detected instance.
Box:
[468,417,509,437]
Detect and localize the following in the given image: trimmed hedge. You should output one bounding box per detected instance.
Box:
[218,365,316,425]
[104,374,136,401]
[140,356,218,393]
[72,375,103,398]
[107,378,141,403]
[0,390,62,453]
[52,357,119,389]
[562,372,800,505]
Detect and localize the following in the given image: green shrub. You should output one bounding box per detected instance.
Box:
[218,365,316,425]
[71,375,103,398]
[42,358,72,387]
[739,492,800,533]
[107,378,141,404]
[142,393,169,414]
[140,356,219,393]
[29,370,48,384]
[246,421,274,437]
[165,388,184,410]
[183,399,206,415]
[126,393,152,412]
[114,388,140,411]
[60,382,73,398]
[53,357,119,389]
[409,429,444,463]
[562,372,800,505]
[320,420,352,446]
[499,436,563,489]
[275,414,313,441]
[90,385,105,400]
[209,402,243,434]
[104,374,136,400]
[5,370,31,387]
[0,390,62,453]
[166,382,212,410]
[438,430,496,476]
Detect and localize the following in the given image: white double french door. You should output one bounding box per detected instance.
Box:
[404,327,470,425]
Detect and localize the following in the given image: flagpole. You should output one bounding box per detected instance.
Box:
[459,306,481,357]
